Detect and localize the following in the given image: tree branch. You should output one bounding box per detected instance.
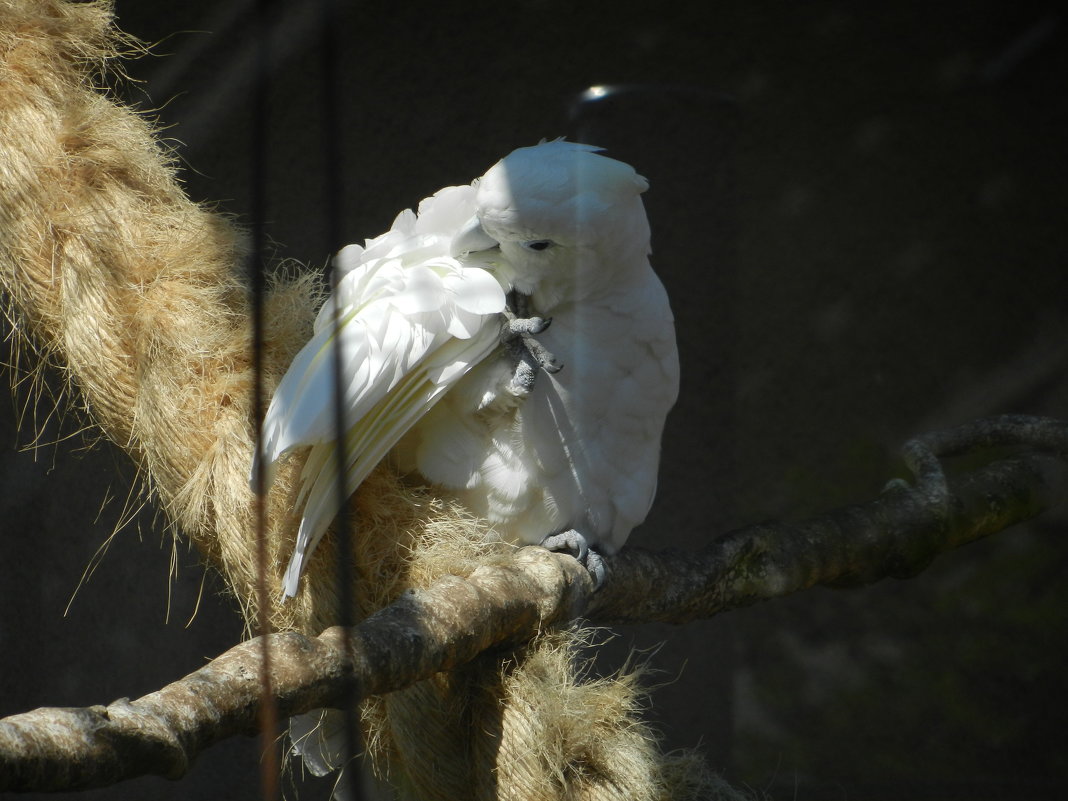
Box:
[591,451,1063,624]
[0,547,591,791]
[2,437,1063,792]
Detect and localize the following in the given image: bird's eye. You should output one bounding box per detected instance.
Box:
[521,239,554,252]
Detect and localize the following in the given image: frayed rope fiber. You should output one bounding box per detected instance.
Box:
[0,2,741,798]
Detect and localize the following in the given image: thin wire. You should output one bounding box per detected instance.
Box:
[250,0,280,798]
[319,0,364,796]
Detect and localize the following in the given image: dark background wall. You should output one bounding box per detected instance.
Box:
[2,1,1066,799]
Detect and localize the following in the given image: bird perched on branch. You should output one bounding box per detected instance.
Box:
[253,140,679,597]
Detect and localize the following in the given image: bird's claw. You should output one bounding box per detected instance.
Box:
[502,290,563,385]
[507,314,551,338]
[540,529,607,589]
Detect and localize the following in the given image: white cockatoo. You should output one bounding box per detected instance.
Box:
[253,140,679,598]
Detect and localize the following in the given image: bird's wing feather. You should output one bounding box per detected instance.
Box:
[251,181,508,597]
[266,258,504,597]
[283,321,500,596]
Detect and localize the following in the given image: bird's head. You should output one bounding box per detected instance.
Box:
[450,140,650,308]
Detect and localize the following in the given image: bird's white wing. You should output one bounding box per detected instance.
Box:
[252,185,507,597]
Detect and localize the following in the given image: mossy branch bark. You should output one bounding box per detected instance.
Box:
[591,451,1063,624]
[1,449,1062,791]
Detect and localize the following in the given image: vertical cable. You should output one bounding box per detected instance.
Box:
[319,0,364,796]
[250,1,280,799]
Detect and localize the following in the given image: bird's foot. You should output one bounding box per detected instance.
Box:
[502,290,562,396]
[540,529,606,589]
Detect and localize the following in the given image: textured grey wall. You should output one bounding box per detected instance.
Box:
[2,1,1067,799]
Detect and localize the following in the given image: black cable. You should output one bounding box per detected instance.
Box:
[250,1,280,799]
[319,0,364,797]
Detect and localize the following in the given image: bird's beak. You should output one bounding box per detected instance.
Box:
[450,215,499,257]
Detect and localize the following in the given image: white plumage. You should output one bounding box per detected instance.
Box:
[253,140,679,598]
